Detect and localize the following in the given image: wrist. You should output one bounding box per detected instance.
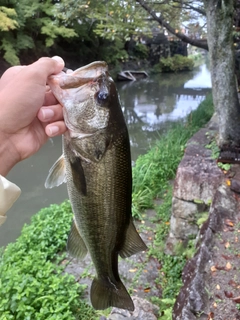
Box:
[0,134,20,176]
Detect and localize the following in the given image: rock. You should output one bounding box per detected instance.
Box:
[107,297,159,320]
[230,178,240,193]
[174,129,223,203]
[166,123,225,254]
[172,181,239,319]
[169,197,204,238]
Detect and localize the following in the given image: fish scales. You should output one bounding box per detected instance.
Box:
[45,61,147,311]
[65,131,131,266]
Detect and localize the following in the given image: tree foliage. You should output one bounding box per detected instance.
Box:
[0,1,77,65]
[0,0,211,66]
[136,0,208,50]
[0,6,18,31]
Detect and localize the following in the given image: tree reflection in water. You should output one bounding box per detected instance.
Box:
[116,64,211,161]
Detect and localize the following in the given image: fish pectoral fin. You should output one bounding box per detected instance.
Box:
[45,155,66,189]
[90,277,134,311]
[119,219,148,258]
[67,219,88,260]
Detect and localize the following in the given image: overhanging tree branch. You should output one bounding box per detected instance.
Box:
[136,0,208,50]
[174,0,206,16]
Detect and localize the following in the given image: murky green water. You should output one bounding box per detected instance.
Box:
[0,64,211,247]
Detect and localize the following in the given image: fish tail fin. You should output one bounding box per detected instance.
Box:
[90,277,134,311]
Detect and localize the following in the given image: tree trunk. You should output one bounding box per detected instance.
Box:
[204,0,240,146]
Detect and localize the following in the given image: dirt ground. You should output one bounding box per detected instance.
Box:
[206,199,240,320]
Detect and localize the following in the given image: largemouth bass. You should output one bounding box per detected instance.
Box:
[45,61,147,311]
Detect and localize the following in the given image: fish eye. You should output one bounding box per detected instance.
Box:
[97,91,109,104]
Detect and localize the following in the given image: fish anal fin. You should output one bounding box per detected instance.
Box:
[45,155,66,189]
[119,219,148,258]
[90,277,134,311]
[67,219,88,260]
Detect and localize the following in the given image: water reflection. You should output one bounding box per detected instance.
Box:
[0,64,212,246]
[116,64,211,159]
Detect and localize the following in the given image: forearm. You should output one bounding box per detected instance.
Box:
[0,136,20,177]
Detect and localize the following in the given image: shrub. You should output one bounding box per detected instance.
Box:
[98,38,128,66]
[0,201,97,320]
[133,43,149,59]
[153,54,194,73]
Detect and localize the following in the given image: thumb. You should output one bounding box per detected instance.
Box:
[29,56,65,79]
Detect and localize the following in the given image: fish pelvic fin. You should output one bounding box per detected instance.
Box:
[67,219,88,260]
[45,155,66,188]
[90,277,134,311]
[119,219,148,258]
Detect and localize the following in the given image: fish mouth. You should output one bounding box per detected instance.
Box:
[48,61,110,134]
[48,61,108,90]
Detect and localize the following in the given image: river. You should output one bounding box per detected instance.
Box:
[0,63,212,247]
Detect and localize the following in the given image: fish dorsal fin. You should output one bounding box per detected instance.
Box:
[119,219,147,258]
[67,219,88,260]
[45,155,66,189]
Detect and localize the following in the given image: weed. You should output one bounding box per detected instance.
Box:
[205,287,213,299]
[217,162,231,171]
[151,297,174,319]
[205,139,220,159]
[196,212,209,227]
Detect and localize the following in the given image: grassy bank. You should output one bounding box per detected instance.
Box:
[132,94,214,318]
[0,95,214,319]
[132,94,214,219]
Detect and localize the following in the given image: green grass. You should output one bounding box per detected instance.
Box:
[132,94,214,219]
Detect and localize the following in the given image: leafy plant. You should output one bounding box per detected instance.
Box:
[151,297,174,319]
[196,212,209,227]
[153,54,194,73]
[205,139,220,159]
[0,201,97,319]
[0,6,18,31]
[133,43,149,59]
[218,162,231,171]
[0,2,76,65]
[97,38,128,65]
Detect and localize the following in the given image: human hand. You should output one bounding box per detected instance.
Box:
[0,56,67,176]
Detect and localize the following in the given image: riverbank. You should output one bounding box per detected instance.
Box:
[0,95,214,319]
[172,116,240,320]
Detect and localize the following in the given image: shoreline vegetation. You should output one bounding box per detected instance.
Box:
[0,95,214,319]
